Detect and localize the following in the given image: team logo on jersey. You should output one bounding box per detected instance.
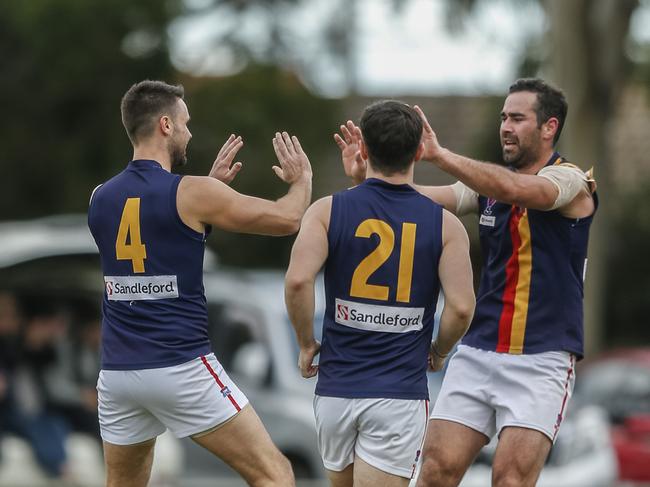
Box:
[220,386,232,398]
[104,275,179,301]
[336,302,350,320]
[484,197,497,215]
[480,198,497,227]
[335,298,424,333]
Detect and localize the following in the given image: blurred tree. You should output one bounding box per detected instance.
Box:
[0,0,180,219]
[171,0,358,96]
[607,181,650,346]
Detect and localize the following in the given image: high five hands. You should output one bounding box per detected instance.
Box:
[209,131,312,186]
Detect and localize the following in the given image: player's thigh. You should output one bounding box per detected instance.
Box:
[314,395,357,473]
[142,353,249,439]
[354,398,428,479]
[191,404,293,484]
[353,457,410,487]
[103,438,156,487]
[431,346,498,439]
[493,351,576,442]
[492,426,551,487]
[326,463,354,487]
[418,419,487,481]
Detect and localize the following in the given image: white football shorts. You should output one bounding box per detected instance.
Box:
[431,344,575,442]
[314,395,429,479]
[97,353,249,445]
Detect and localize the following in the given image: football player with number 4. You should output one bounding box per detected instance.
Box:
[88,80,311,487]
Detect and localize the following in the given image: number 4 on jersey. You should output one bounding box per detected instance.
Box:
[115,198,147,273]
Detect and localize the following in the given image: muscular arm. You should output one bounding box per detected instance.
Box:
[178,175,311,235]
[431,210,475,369]
[429,149,560,210]
[412,105,559,210]
[178,132,312,236]
[284,197,331,377]
[413,104,598,216]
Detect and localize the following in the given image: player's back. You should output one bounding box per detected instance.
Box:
[317,178,443,400]
[88,159,211,371]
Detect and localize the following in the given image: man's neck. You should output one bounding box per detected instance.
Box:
[132,142,172,172]
[517,148,556,175]
[365,164,414,185]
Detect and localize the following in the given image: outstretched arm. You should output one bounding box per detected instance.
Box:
[414,105,560,210]
[178,131,312,235]
[285,197,331,378]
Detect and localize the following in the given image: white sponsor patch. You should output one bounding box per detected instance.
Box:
[479,214,496,227]
[334,298,424,333]
[104,275,179,301]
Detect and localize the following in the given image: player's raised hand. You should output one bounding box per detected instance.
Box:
[334,120,366,185]
[272,131,313,184]
[209,134,243,185]
[298,340,321,378]
[414,105,443,162]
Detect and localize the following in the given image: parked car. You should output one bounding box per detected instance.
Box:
[573,348,650,482]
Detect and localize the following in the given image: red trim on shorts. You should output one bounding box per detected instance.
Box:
[200,355,241,412]
[552,354,575,441]
[411,399,430,479]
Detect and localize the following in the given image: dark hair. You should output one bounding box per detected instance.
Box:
[508,78,568,145]
[359,100,423,175]
[120,80,184,144]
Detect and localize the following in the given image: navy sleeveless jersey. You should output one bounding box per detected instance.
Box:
[88,160,211,370]
[316,178,443,400]
[462,153,597,358]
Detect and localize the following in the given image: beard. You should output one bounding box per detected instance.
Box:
[501,144,527,168]
[501,138,539,170]
[169,139,187,168]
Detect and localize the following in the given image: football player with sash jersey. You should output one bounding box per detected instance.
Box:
[88,80,312,487]
[285,100,475,487]
[337,79,597,487]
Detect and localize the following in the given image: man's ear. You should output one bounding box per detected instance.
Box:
[414,142,425,162]
[543,117,559,142]
[159,115,173,136]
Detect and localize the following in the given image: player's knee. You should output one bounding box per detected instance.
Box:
[492,465,534,487]
[253,452,294,487]
[492,474,522,487]
[275,454,295,485]
[417,454,462,487]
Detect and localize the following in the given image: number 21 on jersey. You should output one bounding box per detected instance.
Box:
[350,218,416,303]
[115,197,147,273]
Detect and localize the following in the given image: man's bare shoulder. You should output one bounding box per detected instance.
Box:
[303,196,332,226]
